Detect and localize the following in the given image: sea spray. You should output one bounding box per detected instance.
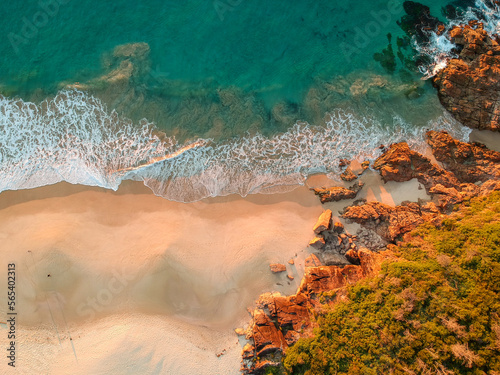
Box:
[415,0,500,78]
[0,90,471,202]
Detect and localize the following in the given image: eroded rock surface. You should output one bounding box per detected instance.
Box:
[433,23,500,131]
[241,248,392,374]
[426,130,500,182]
[312,181,364,204]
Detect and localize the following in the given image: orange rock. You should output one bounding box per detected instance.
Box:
[341,201,426,242]
[251,310,287,357]
[235,328,246,336]
[269,263,286,273]
[304,254,322,267]
[312,209,332,233]
[373,141,459,191]
[312,181,364,203]
[308,236,325,249]
[426,130,500,183]
[341,167,357,181]
[433,25,500,131]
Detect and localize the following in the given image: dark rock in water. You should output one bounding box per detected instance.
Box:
[432,24,500,132]
[374,33,397,74]
[398,1,444,44]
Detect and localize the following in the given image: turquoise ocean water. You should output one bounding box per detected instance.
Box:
[0,0,491,201]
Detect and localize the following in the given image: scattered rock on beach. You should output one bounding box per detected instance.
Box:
[312,209,332,233]
[312,181,364,203]
[340,167,357,181]
[269,263,286,273]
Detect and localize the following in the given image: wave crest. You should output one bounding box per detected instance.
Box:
[0,90,471,202]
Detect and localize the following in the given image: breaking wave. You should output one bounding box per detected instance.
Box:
[416,0,500,79]
[0,90,471,202]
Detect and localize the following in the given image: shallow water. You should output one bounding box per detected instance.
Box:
[0,0,493,201]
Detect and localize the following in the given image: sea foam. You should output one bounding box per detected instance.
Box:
[416,0,500,78]
[0,90,470,202]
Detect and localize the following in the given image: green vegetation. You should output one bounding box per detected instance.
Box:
[284,192,500,374]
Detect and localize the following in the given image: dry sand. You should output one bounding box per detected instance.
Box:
[0,181,323,375]
[0,172,427,374]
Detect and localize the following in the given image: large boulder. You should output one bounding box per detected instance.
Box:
[312,210,332,233]
[251,310,287,357]
[426,130,500,182]
[312,181,364,204]
[341,201,427,242]
[433,24,500,131]
[373,141,460,191]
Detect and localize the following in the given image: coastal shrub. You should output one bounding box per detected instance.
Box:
[283,192,500,374]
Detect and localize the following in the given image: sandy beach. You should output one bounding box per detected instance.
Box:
[0,170,426,374]
[0,181,324,374]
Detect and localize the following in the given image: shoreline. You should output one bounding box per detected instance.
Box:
[0,172,428,374]
[0,180,322,374]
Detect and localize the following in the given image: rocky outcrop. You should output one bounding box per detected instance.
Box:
[341,200,433,242]
[426,130,500,182]
[308,211,361,265]
[429,184,466,211]
[242,132,500,373]
[433,23,500,131]
[312,181,364,203]
[241,247,392,374]
[251,310,287,357]
[345,132,500,240]
[398,1,444,44]
[298,259,370,296]
[373,141,459,191]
